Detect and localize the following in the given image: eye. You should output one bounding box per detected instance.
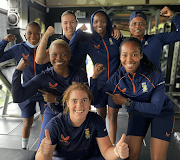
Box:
[133,54,137,56]
[27,32,32,35]
[122,54,127,57]
[139,22,145,26]
[62,53,67,56]
[52,53,57,57]
[82,99,88,103]
[71,100,76,103]
[132,22,136,26]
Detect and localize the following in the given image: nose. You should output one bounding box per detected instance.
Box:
[67,22,71,27]
[127,55,132,61]
[56,54,62,60]
[76,100,83,107]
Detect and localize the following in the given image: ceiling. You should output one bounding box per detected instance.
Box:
[32,0,177,36]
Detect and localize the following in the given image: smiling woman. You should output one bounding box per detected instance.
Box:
[12,39,88,150]
[35,82,129,160]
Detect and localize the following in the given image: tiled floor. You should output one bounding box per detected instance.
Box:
[0,102,180,160]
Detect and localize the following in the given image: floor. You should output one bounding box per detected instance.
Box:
[0,102,180,160]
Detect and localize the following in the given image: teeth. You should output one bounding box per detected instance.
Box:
[75,111,83,113]
[126,64,134,66]
[135,30,140,32]
[56,62,64,64]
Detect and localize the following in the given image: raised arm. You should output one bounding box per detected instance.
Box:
[69,24,88,58]
[35,26,55,64]
[0,34,17,62]
[12,58,43,102]
[158,6,180,44]
[90,63,113,104]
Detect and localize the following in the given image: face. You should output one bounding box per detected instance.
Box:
[61,14,78,38]
[120,41,143,76]
[93,12,107,37]
[129,17,147,38]
[25,25,41,45]
[50,44,71,71]
[66,89,90,127]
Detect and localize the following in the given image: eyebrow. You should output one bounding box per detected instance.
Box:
[70,98,88,100]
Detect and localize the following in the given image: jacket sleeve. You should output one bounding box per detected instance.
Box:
[69,29,88,58]
[90,77,111,105]
[0,39,17,62]
[157,15,180,45]
[129,81,166,115]
[12,69,43,103]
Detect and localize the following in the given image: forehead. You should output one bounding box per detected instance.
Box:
[51,43,69,53]
[61,14,76,21]
[93,12,107,20]
[26,25,40,32]
[69,89,88,98]
[130,17,146,23]
[121,41,140,51]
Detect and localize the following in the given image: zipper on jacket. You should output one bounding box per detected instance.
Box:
[128,74,136,93]
[34,48,36,76]
[102,38,110,79]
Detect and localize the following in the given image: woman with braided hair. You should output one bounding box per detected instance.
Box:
[90,37,174,160]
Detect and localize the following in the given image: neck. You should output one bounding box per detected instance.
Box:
[71,119,83,127]
[133,35,144,41]
[65,34,73,40]
[54,67,69,78]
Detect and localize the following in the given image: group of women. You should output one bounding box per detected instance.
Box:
[8,5,180,160]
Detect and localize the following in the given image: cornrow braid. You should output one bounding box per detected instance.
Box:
[140,53,159,82]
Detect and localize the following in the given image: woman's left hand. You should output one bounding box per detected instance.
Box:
[116,134,129,159]
[160,6,174,17]
[106,92,126,105]
[111,26,123,40]
[38,89,57,103]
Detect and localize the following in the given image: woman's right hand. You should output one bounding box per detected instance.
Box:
[45,26,55,37]
[92,63,106,79]
[80,24,88,31]
[39,129,52,157]
[16,57,30,71]
[4,34,16,42]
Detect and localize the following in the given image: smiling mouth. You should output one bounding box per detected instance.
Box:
[75,110,84,113]
[56,62,64,64]
[126,63,134,67]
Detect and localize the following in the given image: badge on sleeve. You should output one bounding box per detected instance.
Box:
[142,82,148,92]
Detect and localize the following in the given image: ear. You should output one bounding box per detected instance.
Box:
[140,52,143,59]
[66,100,69,107]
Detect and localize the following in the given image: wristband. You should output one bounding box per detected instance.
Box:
[114,147,119,157]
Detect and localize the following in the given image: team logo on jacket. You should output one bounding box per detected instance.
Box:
[49,82,58,89]
[85,128,91,139]
[145,41,148,46]
[94,44,100,49]
[118,87,126,94]
[22,53,29,59]
[109,38,114,45]
[142,82,148,92]
[60,134,69,143]
[72,81,76,84]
